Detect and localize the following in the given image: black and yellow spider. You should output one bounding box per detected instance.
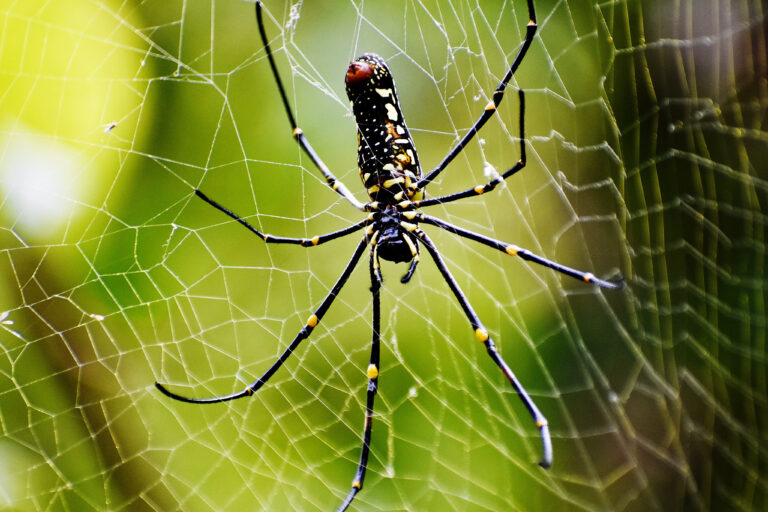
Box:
[156,1,622,510]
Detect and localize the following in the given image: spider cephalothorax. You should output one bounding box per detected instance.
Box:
[156,2,624,511]
[366,205,421,284]
[372,208,418,262]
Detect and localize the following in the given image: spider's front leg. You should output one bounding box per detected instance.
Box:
[155,236,369,404]
[415,229,553,468]
[337,247,382,512]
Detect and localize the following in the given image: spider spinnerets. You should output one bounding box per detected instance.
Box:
[155,1,623,511]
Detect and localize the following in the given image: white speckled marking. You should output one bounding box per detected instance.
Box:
[385,103,399,121]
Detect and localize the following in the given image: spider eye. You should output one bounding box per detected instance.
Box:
[346,60,375,86]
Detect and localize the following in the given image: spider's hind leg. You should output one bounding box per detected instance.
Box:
[254,1,364,211]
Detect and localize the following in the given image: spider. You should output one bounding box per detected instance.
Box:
[156,1,622,510]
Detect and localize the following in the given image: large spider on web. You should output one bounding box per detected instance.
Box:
[155,1,623,509]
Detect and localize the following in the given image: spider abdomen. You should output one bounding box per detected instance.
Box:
[345,54,423,204]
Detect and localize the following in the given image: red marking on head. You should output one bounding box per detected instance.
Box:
[346,60,374,85]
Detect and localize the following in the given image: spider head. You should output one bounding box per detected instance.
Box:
[345,53,395,101]
[375,208,418,264]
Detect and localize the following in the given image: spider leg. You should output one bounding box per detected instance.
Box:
[255,1,365,211]
[414,228,553,468]
[416,1,537,190]
[400,257,419,284]
[416,213,624,289]
[397,232,421,284]
[414,90,527,209]
[337,249,382,512]
[155,236,368,404]
[195,189,370,246]
[370,230,384,284]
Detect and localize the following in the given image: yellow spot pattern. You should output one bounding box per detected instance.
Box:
[383,177,405,188]
[403,236,418,257]
[367,364,379,379]
[307,314,318,328]
[475,328,489,343]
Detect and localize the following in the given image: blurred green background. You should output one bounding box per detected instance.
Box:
[0,0,765,510]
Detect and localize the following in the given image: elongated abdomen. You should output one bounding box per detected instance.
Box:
[345,54,423,203]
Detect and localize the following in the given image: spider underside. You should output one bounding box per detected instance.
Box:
[155,1,623,510]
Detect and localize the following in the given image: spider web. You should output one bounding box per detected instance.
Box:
[0,0,766,510]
